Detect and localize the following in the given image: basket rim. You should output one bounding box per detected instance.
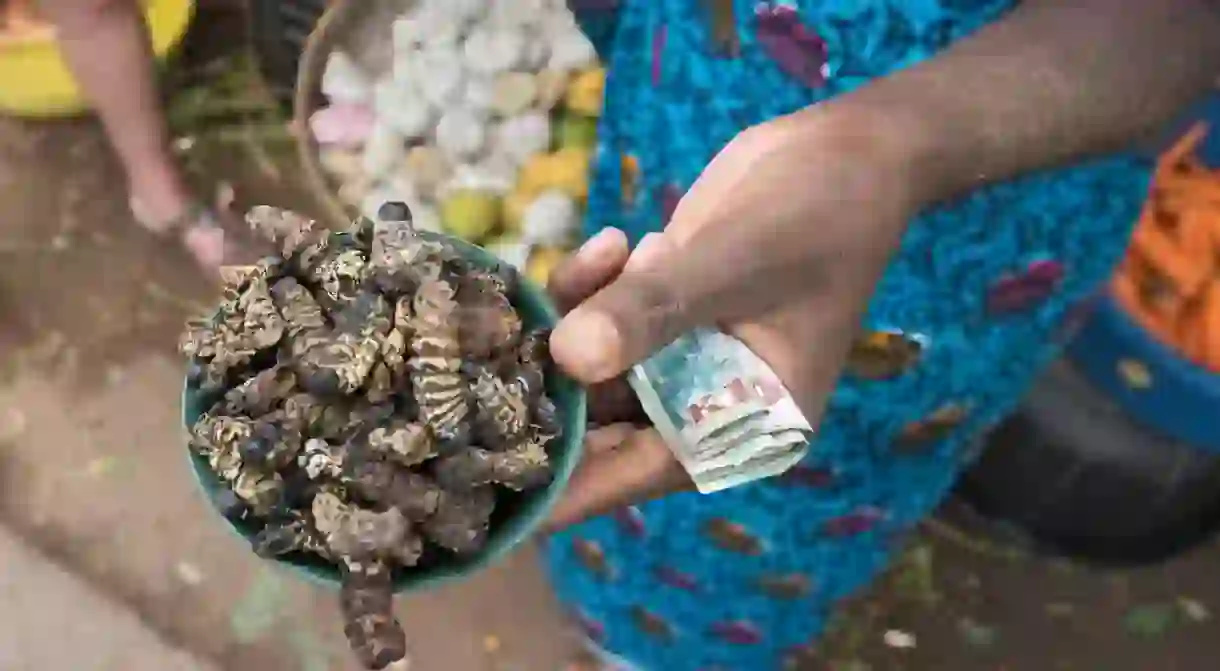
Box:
[293,0,365,230]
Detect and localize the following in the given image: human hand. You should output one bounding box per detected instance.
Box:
[544,108,923,530]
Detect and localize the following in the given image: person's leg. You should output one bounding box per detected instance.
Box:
[36,0,224,267]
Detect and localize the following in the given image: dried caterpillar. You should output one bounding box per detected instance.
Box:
[408,278,471,446]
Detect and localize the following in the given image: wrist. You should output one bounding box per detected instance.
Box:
[784,99,939,214]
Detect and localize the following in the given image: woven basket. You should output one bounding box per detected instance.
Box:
[293,0,378,230]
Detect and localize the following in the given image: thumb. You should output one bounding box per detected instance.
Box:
[550,231,735,383]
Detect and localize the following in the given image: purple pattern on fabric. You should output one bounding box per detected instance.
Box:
[775,465,836,488]
[615,506,647,538]
[709,620,764,645]
[573,607,607,642]
[1056,290,1102,341]
[986,259,1066,314]
[754,3,829,87]
[822,506,888,538]
[652,24,668,86]
[654,564,702,591]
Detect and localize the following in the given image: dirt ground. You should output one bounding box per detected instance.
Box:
[0,10,1217,671]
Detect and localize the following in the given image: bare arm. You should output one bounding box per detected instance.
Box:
[808,0,1220,206]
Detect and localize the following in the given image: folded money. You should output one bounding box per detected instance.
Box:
[627,328,814,493]
[692,442,808,493]
[689,429,810,475]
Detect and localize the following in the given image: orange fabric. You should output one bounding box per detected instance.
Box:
[1112,123,1220,372]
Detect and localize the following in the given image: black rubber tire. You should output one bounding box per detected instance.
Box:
[955,359,1220,567]
[247,0,329,109]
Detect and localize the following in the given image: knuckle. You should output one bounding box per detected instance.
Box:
[618,271,686,349]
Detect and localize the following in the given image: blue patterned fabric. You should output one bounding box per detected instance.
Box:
[545,1,1155,669]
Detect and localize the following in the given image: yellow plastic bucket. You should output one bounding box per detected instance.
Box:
[0,0,194,118]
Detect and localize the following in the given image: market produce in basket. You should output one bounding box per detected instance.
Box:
[1112,124,1220,372]
[307,0,603,287]
[179,203,565,670]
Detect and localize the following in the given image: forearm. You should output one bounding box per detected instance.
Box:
[823,0,1220,206]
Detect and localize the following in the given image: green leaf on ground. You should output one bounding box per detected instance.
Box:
[957,617,998,647]
[1123,603,1175,638]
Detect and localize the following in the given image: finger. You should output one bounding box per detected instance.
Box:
[543,428,692,532]
[622,232,669,273]
[549,221,771,383]
[583,422,638,454]
[547,227,631,314]
[587,378,646,426]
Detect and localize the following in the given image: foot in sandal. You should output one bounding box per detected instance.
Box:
[131,197,261,280]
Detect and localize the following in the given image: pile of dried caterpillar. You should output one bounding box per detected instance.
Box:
[179,202,562,670]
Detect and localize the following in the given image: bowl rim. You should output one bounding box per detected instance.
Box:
[1068,294,1220,454]
[182,231,586,593]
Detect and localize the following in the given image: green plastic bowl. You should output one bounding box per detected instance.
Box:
[181,231,586,593]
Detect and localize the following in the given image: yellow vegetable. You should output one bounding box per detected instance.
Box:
[565,67,606,117]
[526,246,568,285]
[517,153,561,199]
[439,190,501,242]
[549,147,592,201]
[515,148,592,209]
[557,113,599,150]
[502,188,532,233]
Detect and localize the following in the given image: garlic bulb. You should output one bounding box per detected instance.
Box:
[487,0,545,29]
[462,74,495,116]
[415,46,466,108]
[361,121,406,180]
[435,107,487,160]
[543,14,597,71]
[493,112,551,165]
[447,154,518,195]
[401,145,453,201]
[445,0,490,26]
[463,26,526,75]
[520,38,551,71]
[521,189,580,245]
[372,78,433,139]
[315,0,604,250]
[491,72,538,117]
[321,51,373,105]
[392,6,460,51]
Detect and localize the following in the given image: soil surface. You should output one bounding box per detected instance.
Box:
[0,7,1216,671]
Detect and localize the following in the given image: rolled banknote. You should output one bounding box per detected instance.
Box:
[626,328,814,493]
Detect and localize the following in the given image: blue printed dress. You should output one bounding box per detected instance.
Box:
[544,1,1154,669]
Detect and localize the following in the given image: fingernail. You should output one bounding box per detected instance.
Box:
[625,233,669,272]
[554,309,622,382]
[575,227,622,263]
